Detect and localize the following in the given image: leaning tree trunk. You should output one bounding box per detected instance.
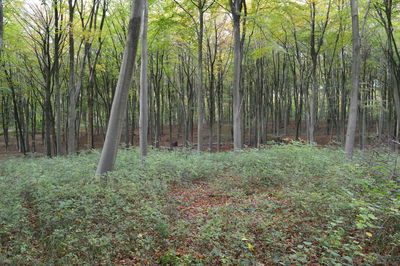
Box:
[96,0,144,174]
[345,0,361,158]
[139,0,148,159]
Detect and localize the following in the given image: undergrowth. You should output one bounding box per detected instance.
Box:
[0,144,398,264]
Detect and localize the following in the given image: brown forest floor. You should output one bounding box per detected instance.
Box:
[0,120,380,158]
[118,176,380,264]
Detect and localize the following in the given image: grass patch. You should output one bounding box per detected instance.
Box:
[0,144,399,264]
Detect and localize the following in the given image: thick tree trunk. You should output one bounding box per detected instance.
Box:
[345,0,361,158]
[96,0,144,174]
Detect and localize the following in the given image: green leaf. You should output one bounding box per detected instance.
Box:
[344,256,353,262]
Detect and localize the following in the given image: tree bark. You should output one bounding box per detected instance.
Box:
[96,0,144,174]
[345,0,361,158]
[230,0,245,151]
[139,0,148,158]
[0,0,3,52]
[54,0,62,155]
[197,1,205,152]
[67,0,76,154]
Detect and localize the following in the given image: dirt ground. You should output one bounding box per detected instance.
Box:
[0,120,379,157]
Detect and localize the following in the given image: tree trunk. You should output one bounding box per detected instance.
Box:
[96,0,144,174]
[1,96,9,151]
[54,0,62,155]
[230,0,245,151]
[197,3,204,152]
[67,0,76,154]
[68,43,88,155]
[345,0,361,158]
[0,0,3,53]
[31,103,36,153]
[7,74,26,155]
[139,0,149,158]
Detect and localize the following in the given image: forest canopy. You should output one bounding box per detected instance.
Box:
[0,0,399,159]
[0,0,399,264]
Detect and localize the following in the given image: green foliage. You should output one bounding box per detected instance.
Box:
[0,145,398,264]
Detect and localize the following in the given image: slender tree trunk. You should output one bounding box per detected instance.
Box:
[68,43,88,154]
[67,0,76,154]
[96,0,144,174]
[197,4,204,152]
[345,0,361,158]
[139,0,148,158]
[0,0,3,52]
[217,64,223,152]
[31,103,36,153]
[1,96,9,151]
[340,49,347,143]
[24,99,30,152]
[230,0,245,151]
[360,89,366,150]
[309,3,317,144]
[132,93,137,145]
[168,84,173,147]
[6,75,26,155]
[125,97,130,148]
[54,0,62,155]
[44,66,53,157]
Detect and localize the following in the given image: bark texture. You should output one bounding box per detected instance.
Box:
[139,0,148,158]
[96,0,144,174]
[345,0,361,158]
[230,0,245,151]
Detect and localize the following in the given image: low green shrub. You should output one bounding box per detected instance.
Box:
[0,145,398,264]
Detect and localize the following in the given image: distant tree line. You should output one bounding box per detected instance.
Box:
[0,0,399,165]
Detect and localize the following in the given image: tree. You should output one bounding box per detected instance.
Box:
[0,0,3,52]
[173,0,215,151]
[67,0,77,155]
[375,0,400,150]
[229,0,246,151]
[139,0,148,158]
[53,0,63,155]
[68,0,102,155]
[1,0,398,156]
[308,0,331,144]
[96,0,144,174]
[22,2,57,157]
[345,0,361,158]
